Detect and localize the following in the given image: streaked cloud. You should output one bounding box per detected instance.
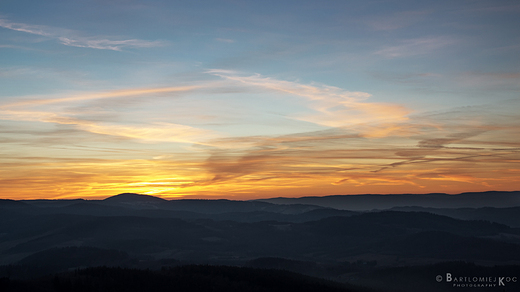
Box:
[0,18,53,36]
[1,85,203,108]
[456,71,520,89]
[78,121,219,144]
[374,37,455,58]
[1,68,519,199]
[58,37,164,51]
[207,69,372,102]
[2,98,519,199]
[0,109,218,144]
[208,70,411,136]
[215,38,235,43]
[178,99,520,197]
[1,0,519,200]
[0,18,163,51]
[0,84,220,145]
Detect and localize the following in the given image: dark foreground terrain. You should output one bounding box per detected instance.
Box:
[1,191,519,291]
[0,265,368,292]
[1,262,519,292]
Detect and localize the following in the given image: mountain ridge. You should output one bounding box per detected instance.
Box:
[257,191,520,210]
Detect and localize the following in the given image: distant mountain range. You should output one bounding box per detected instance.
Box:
[258,191,520,210]
[11,192,324,214]
[1,190,519,292]
[7,190,520,211]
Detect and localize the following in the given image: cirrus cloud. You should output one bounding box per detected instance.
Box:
[0,18,164,51]
[208,70,411,137]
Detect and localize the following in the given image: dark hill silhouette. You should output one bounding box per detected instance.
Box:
[3,210,518,265]
[2,191,520,292]
[380,230,520,261]
[300,211,512,238]
[0,213,92,242]
[163,199,323,214]
[102,193,167,209]
[21,199,85,208]
[210,209,358,223]
[258,191,520,210]
[0,199,30,208]
[18,246,131,271]
[391,206,520,227]
[103,193,167,203]
[53,201,134,216]
[1,199,355,223]
[0,200,37,222]
[98,193,326,214]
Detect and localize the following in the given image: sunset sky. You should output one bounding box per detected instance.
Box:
[1,0,519,200]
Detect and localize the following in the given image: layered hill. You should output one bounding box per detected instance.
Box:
[258,191,520,210]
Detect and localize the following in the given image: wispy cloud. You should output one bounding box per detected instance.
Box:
[0,18,53,36]
[1,85,203,108]
[78,121,219,144]
[374,37,455,58]
[58,37,164,51]
[456,71,520,89]
[178,99,520,197]
[0,18,164,51]
[207,69,371,102]
[215,38,235,43]
[0,84,221,144]
[0,109,218,144]
[208,70,411,137]
[1,71,519,199]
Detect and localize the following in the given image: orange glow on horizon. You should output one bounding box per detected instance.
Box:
[1,75,519,201]
[1,156,518,201]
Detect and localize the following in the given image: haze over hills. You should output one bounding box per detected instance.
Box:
[1,191,520,292]
[17,193,325,214]
[2,191,519,227]
[258,191,520,211]
[14,190,520,210]
[390,206,520,228]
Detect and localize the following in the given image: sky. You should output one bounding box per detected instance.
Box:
[0,0,519,200]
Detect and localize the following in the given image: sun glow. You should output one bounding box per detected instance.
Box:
[0,66,519,201]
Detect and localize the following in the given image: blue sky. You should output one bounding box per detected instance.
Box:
[1,0,519,199]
